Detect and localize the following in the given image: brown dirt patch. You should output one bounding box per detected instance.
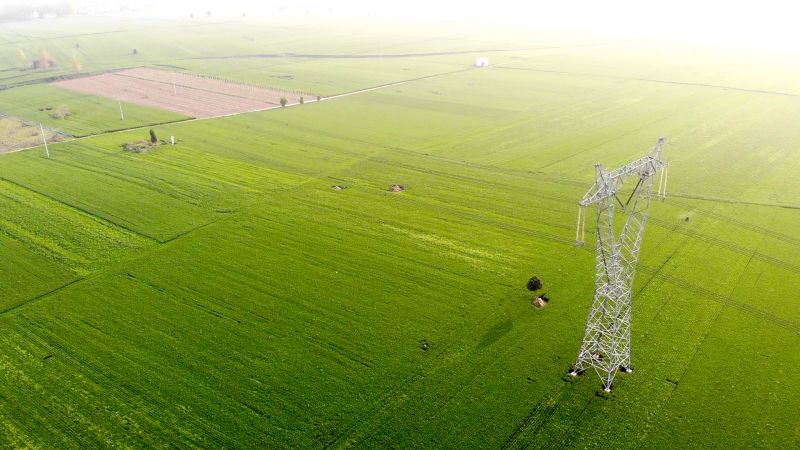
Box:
[52,68,314,118]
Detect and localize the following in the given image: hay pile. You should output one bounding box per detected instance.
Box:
[123,140,164,154]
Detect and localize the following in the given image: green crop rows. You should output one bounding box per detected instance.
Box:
[0,18,798,448]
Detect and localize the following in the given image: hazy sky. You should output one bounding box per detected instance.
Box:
[6,0,800,49]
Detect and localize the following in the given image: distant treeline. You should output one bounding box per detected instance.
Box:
[0,2,74,23]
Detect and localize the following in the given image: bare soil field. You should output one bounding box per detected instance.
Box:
[52,68,313,118]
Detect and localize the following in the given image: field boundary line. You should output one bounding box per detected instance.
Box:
[0,176,160,243]
[496,66,799,97]
[669,192,800,210]
[0,277,84,315]
[174,44,599,62]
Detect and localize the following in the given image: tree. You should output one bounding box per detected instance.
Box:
[317,95,321,101]
[149,129,158,144]
[526,276,542,292]
[132,48,138,55]
[299,96,304,104]
[280,97,287,107]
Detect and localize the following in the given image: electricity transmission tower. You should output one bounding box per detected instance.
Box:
[570,137,668,391]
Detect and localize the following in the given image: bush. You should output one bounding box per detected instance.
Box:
[149,129,158,143]
[526,276,542,291]
[299,97,304,104]
[280,97,287,107]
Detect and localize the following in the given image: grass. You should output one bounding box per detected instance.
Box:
[0,84,188,137]
[0,18,798,449]
[0,115,64,152]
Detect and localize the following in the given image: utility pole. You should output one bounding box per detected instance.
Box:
[39,124,50,158]
[118,100,124,120]
[570,137,668,391]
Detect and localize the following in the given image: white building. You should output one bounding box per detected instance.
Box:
[475,57,489,67]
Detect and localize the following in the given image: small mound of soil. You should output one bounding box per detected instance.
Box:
[531,293,549,309]
[389,184,405,192]
[331,185,346,191]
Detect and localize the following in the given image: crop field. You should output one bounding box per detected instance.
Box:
[54,68,312,118]
[0,17,799,449]
[0,84,188,137]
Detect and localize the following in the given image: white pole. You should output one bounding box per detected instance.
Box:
[118,100,124,120]
[40,124,50,158]
[170,136,175,145]
[576,206,583,243]
[662,166,668,199]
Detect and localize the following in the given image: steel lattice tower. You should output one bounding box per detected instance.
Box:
[570,137,668,391]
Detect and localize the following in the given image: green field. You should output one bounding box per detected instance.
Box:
[0,84,189,137]
[0,17,799,448]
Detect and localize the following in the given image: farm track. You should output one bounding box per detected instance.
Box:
[500,383,575,449]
